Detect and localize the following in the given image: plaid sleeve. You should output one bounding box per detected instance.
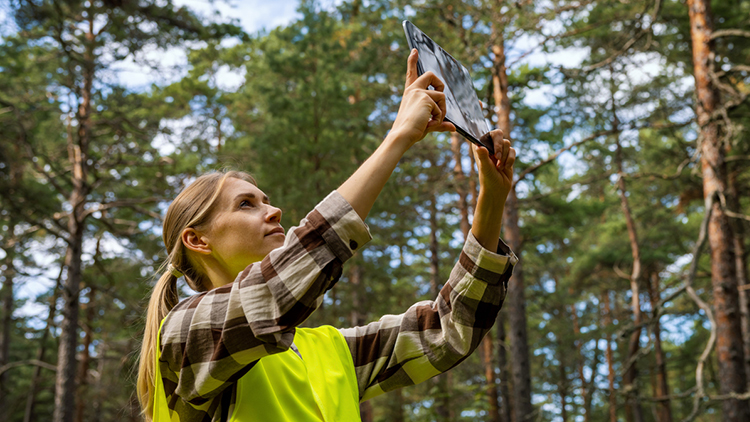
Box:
[339,232,517,401]
[158,190,371,410]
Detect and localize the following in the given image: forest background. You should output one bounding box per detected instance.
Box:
[1,0,749,422]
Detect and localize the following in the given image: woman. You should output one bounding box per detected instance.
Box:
[137,49,518,422]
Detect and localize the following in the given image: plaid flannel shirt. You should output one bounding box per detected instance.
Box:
[157,190,517,421]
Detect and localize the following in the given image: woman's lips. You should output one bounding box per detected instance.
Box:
[266,227,285,236]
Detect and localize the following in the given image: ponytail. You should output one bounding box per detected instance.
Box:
[137,268,179,421]
[135,170,257,420]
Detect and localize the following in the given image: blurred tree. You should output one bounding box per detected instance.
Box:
[6,1,242,421]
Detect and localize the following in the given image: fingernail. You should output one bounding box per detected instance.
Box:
[411,48,417,55]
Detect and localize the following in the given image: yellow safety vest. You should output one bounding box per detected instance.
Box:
[153,324,361,421]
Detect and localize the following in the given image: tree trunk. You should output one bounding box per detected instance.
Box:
[484,332,501,422]
[54,14,95,422]
[0,222,15,418]
[428,193,451,422]
[497,313,513,422]
[556,322,569,422]
[388,388,405,422]
[603,291,617,422]
[54,210,85,422]
[492,15,533,422]
[451,133,471,238]
[584,320,600,422]
[647,273,673,422]
[1,126,28,415]
[687,1,750,420]
[25,269,62,422]
[728,170,750,390]
[570,299,593,422]
[90,344,105,422]
[349,264,374,422]
[75,286,95,422]
[612,76,645,422]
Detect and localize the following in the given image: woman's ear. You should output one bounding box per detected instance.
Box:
[181,228,212,255]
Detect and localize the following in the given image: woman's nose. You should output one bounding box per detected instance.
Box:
[265,205,282,223]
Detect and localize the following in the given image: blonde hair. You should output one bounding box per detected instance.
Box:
[136,170,256,420]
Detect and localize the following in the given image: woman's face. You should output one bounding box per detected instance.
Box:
[203,177,284,277]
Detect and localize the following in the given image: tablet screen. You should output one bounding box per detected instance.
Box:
[403,20,492,153]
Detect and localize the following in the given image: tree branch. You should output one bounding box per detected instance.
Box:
[710,29,750,39]
[0,360,57,377]
[679,192,717,422]
[514,129,619,186]
[81,197,162,219]
[581,0,662,72]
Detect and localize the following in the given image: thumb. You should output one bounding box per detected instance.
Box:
[472,143,493,171]
[473,142,498,168]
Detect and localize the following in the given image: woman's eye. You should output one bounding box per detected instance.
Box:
[240,200,253,208]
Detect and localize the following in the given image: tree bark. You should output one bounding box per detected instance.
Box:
[557,307,569,422]
[492,14,533,422]
[1,140,23,417]
[484,332,501,422]
[687,1,750,420]
[0,222,15,419]
[24,269,62,422]
[451,133,471,238]
[497,313,513,422]
[389,388,405,422]
[727,170,750,390]
[647,273,673,422]
[428,193,452,422]
[54,13,95,422]
[570,298,594,422]
[603,291,617,422]
[349,263,374,422]
[75,286,95,422]
[612,74,645,422]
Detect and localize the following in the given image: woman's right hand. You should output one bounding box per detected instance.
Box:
[337,50,456,220]
[389,49,456,148]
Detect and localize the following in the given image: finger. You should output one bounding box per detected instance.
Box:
[404,49,419,90]
[413,71,445,92]
[503,147,516,180]
[473,140,497,166]
[499,138,510,168]
[425,90,446,122]
[426,120,456,134]
[479,132,495,156]
[470,142,484,165]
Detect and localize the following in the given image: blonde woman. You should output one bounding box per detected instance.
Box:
[137,50,518,422]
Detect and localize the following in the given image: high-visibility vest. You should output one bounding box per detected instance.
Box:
[153,324,361,421]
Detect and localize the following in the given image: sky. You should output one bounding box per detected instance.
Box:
[109,0,308,90]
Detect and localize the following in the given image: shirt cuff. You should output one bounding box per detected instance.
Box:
[313,190,372,262]
[461,231,518,286]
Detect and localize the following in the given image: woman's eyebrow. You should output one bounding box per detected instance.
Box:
[234,192,270,203]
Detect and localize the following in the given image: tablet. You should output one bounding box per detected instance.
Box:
[402,20,494,154]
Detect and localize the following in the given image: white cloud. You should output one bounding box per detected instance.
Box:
[105,1,303,90]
